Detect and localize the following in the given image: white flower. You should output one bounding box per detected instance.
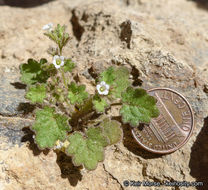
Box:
[53,55,65,69]
[42,23,53,32]
[53,142,64,150]
[55,145,61,149]
[96,81,110,95]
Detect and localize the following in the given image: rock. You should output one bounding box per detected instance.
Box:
[0,69,27,116]
[0,117,33,150]
[0,0,207,189]
[0,68,36,117]
[0,146,122,190]
[0,117,121,190]
[189,117,208,189]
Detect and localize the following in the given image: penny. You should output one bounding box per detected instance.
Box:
[131,88,194,154]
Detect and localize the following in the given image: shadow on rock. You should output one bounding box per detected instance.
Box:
[0,0,54,8]
[122,123,162,159]
[10,82,27,89]
[112,116,161,159]
[21,127,83,186]
[22,127,83,186]
[17,102,36,115]
[189,117,208,189]
[190,0,208,10]
[21,127,50,156]
[56,151,83,186]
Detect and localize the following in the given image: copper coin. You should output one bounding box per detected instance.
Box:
[132,88,194,154]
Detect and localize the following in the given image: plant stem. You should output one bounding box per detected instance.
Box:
[64,97,74,114]
[70,97,94,127]
[52,76,57,85]
[110,102,122,106]
[61,69,68,89]
[60,70,74,114]
[58,45,62,56]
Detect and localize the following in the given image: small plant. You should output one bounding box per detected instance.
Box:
[20,23,159,170]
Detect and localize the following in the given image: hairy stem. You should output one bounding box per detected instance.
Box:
[110,102,122,106]
[58,44,63,56]
[70,97,94,128]
[61,69,68,89]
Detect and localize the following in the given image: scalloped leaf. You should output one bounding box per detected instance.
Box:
[99,66,130,98]
[100,118,122,145]
[112,67,130,98]
[63,59,76,72]
[66,127,108,170]
[20,58,49,85]
[26,84,47,103]
[92,94,108,113]
[68,82,89,104]
[32,106,71,149]
[100,66,116,85]
[120,87,159,127]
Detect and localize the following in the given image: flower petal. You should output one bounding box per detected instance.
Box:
[60,56,65,61]
[55,64,60,69]
[42,23,53,31]
[53,55,59,60]
[42,25,49,30]
[102,90,109,95]
[98,90,102,94]
[105,84,110,90]
[100,81,106,85]
[48,23,53,27]
[99,91,105,95]
[53,60,56,66]
[96,84,101,91]
[60,61,64,66]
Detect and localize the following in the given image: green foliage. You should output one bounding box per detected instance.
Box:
[44,24,70,53]
[100,66,130,98]
[66,118,123,170]
[112,67,130,98]
[51,87,65,103]
[120,87,159,127]
[32,106,71,149]
[101,118,122,145]
[66,128,108,170]
[92,94,108,113]
[63,59,76,72]
[68,82,89,104]
[20,58,49,85]
[26,84,47,103]
[100,66,115,85]
[42,63,57,76]
[19,22,160,171]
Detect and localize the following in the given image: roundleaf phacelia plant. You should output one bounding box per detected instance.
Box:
[19,23,160,170]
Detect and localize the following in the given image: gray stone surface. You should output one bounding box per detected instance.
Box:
[0,117,33,150]
[0,69,28,116]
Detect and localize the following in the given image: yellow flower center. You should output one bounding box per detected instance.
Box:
[56,59,61,65]
[100,86,106,92]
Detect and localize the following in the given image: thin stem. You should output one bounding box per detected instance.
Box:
[60,70,74,114]
[110,102,122,106]
[52,77,57,85]
[61,69,68,89]
[105,101,122,113]
[58,44,62,56]
[65,98,74,114]
[70,97,94,127]
[60,47,63,55]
